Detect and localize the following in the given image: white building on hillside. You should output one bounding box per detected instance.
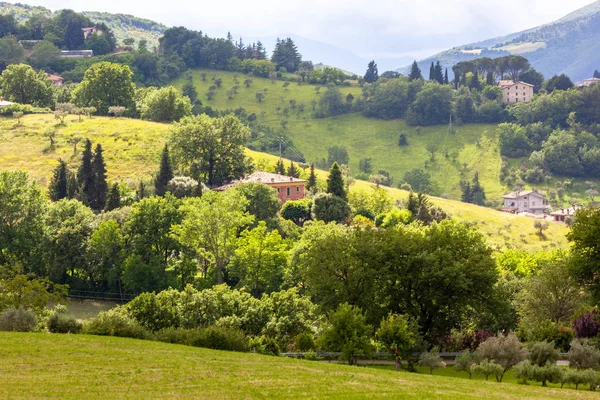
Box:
[498,80,534,104]
[502,190,549,215]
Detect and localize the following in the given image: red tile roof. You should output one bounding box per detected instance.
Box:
[214,171,306,191]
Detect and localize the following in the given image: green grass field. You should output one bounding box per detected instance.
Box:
[172,69,508,200]
[0,114,570,250]
[0,333,594,399]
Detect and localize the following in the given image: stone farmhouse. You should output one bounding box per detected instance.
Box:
[498,80,534,104]
[502,190,549,215]
[215,171,306,205]
[550,206,582,222]
[47,74,64,87]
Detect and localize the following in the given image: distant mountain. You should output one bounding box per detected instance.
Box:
[399,1,600,82]
[259,35,413,75]
[0,2,167,48]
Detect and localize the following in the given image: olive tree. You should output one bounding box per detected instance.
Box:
[475,333,527,382]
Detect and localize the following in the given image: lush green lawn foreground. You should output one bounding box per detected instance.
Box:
[0,333,594,399]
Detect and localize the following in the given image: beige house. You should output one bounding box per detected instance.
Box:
[82,27,103,40]
[215,171,306,205]
[550,206,582,222]
[502,190,549,215]
[47,74,64,87]
[576,77,600,88]
[498,80,534,104]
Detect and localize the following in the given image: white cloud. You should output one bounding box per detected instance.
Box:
[4,0,596,56]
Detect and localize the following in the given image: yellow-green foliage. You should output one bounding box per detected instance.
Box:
[0,333,596,399]
[0,114,169,188]
[0,114,568,250]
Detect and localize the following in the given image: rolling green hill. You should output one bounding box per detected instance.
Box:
[173,69,507,201]
[0,2,168,47]
[0,114,569,250]
[400,1,600,82]
[0,333,593,399]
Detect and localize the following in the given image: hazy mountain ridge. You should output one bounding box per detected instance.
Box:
[400,0,600,81]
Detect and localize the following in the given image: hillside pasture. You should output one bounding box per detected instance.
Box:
[0,333,594,399]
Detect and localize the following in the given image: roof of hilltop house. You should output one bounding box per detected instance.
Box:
[0,97,15,107]
[214,171,306,191]
[498,80,534,88]
[502,190,541,199]
[47,74,63,82]
[550,206,583,216]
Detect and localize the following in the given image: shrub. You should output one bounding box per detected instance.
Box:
[475,333,527,382]
[418,347,446,375]
[573,309,600,339]
[47,312,82,334]
[295,332,316,351]
[472,359,504,381]
[581,369,600,390]
[562,368,587,390]
[454,350,476,379]
[84,308,148,339]
[249,336,280,356]
[192,326,249,352]
[514,360,535,384]
[0,308,37,332]
[124,290,181,332]
[531,363,564,387]
[527,341,560,367]
[153,327,201,346]
[568,339,600,370]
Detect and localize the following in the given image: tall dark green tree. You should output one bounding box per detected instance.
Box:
[327,162,346,200]
[429,62,435,81]
[434,61,444,84]
[77,139,94,206]
[364,60,379,83]
[444,68,449,84]
[91,144,108,211]
[155,144,174,197]
[287,161,300,178]
[307,163,317,192]
[63,17,85,50]
[409,61,422,81]
[276,159,286,175]
[49,159,69,201]
[105,183,121,211]
[271,37,302,72]
[181,78,198,103]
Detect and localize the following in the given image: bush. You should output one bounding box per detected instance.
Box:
[531,363,564,387]
[84,308,148,339]
[514,360,535,384]
[295,332,316,351]
[153,327,201,346]
[454,350,476,378]
[475,333,527,382]
[418,347,446,375]
[0,308,37,332]
[472,359,504,381]
[47,312,82,334]
[192,326,249,352]
[124,290,181,331]
[568,339,600,370]
[249,335,280,356]
[527,341,560,367]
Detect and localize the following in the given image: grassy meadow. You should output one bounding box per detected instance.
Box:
[172,69,508,200]
[0,333,594,399]
[0,114,569,250]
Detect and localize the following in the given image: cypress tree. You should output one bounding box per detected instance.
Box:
[486,71,495,86]
[434,61,444,84]
[287,161,300,178]
[429,62,435,80]
[409,61,422,81]
[91,144,108,211]
[471,70,482,91]
[77,139,94,206]
[407,192,419,215]
[444,68,449,84]
[470,172,486,205]
[67,172,78,199]
[155,144,174,196]
[105,183,121,212]
[326,162,346,200]
[306,163,317,192]
[276,159,286,175]
[49,159,69,201]
[137,180,146,200]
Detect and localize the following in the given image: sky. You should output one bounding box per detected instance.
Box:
[4,0,596,60]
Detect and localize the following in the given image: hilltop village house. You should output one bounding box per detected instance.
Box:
[47,74,64,87]
[215,171,306,205]
[550,206,582,222]
[498,80,534,104]
[576,77,600,88]
[502,190,549,215]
